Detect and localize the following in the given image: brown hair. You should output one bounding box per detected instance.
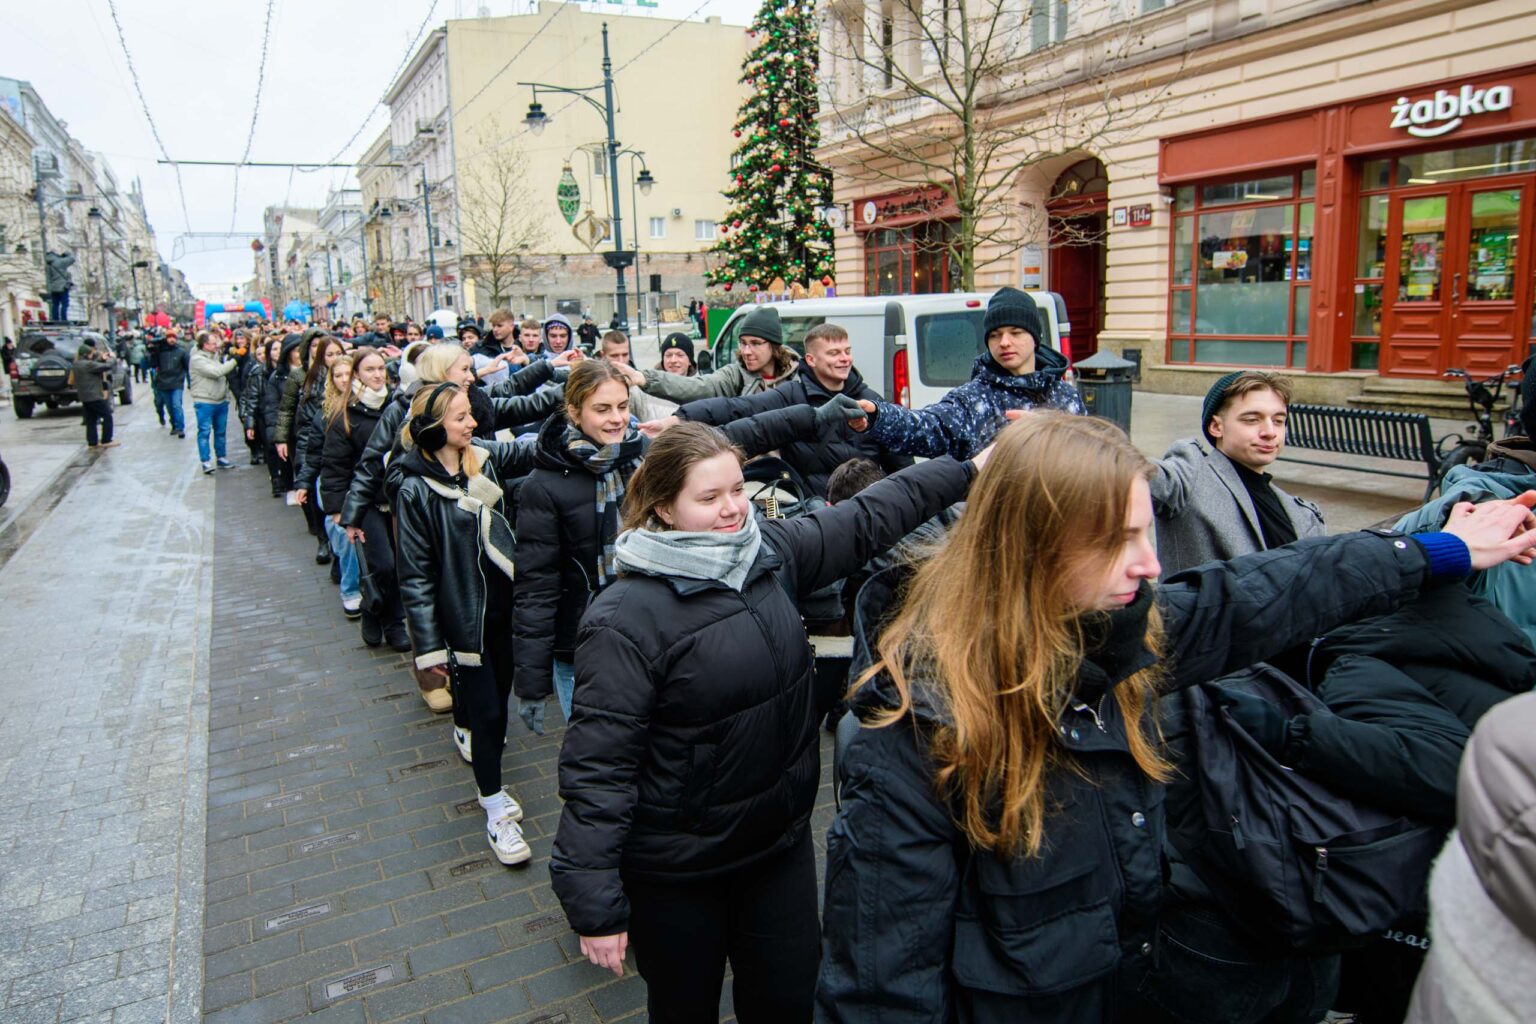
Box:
[600,330,628,354]
[621,423,744,531]
[328,348,386,431]
[488,308,515,325]
[825,457,885,504]
[743,341,797,381]
[804,323,849,349]
[564,359,631,421]
[302,336,345,393]
[856,413,1171,858]
[1212,371,1293,420]
[321,356,354,430]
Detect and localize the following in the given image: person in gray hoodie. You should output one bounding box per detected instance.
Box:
[190,332,240,473]
[1406,691,1536,1024]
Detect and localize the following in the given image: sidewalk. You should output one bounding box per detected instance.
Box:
[200,456,837,1021]
[0,399,212,1024]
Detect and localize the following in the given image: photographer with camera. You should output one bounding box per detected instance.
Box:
[189,331,239,474]
[72,342,118,450]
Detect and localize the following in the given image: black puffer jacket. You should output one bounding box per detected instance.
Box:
[817,531,1463,1024]
[320,394,391,512]
[259,337,302,442]
[676,363,913,497]
[512,403,822,702]
[151,341,189,391]
[292,380,327,491]
[340,373,562,528]
[549,457,977,938]
[394,440,537,671]
[235,357,263,425]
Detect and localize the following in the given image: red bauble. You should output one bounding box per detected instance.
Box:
[723,283,733,291]
[749,284,759,292]
[732,220,741,228]
[733,129,741,137]
[778,118,791,127]
[822,276,833,286]
[770,164,782,173]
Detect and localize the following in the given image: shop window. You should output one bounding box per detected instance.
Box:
[1465,189,1520,301]
[1356,195,1388,278]
[1397,196,1446,302]
[863,221,957,295]
[1396,138,1536,186]
[1353,283,1383,337]
[1166,167,1311,367]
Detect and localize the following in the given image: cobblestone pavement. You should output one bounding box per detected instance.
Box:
[199,450,838,1023]
[0,401,211,1024]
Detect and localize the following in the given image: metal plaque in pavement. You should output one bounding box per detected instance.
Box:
[265,902,332,932]
[261,792,304,811]
[324,964,395,1000]
[449,858,493,878]
[297,831,359,855]
[393,759,448,780]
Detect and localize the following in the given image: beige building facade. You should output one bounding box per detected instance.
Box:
[817,0,1536,392]
[365,2,748,324]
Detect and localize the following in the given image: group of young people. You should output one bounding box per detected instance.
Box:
[239,288,1536,1024]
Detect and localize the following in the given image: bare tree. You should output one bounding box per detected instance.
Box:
[457,124,547,311]
[821,0,1181,289]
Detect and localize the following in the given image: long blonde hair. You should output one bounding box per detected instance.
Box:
[415,342,468,385]
[400,384,481,478]
[857,413,1171,857]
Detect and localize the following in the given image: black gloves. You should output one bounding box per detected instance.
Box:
[816,393,868,428]
[1217,687,1292,758]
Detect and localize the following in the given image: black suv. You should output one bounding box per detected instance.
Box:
[9,322,132,419]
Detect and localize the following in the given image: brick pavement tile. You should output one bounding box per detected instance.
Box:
[202,970,253,1012]
[465,939,567,993]
[201,985,308,1024]
[406,926,505,978]
[297,904,393,952]
[587,974,649,1020]
[525,959,617,1008]
[363,970,470,1023]
[352,916,450,963]
[204,931,302,981]
[251,942,355,998]
[56,966,167,1021]
[422,986,534,1024]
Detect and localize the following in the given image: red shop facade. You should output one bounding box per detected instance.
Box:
[1160,62,1536,378]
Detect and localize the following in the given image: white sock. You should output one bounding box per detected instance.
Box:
[479,789,511,825]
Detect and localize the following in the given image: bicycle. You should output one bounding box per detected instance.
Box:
[1433,363,1524,489]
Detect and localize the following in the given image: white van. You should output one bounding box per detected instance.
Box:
[706,291,1071,408]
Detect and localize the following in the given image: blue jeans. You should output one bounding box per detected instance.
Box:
[154,387,185,432]
[193,401,228,462]
[317,490,359,600]
[553,660,575,723]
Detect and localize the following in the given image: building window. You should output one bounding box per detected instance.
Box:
[1166,168,1313,368]
[695,219,717,241]
[650,217,666,239]
[863,221,958,296]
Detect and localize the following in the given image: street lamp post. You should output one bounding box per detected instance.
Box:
[130,246,147,327]
[420,167,440,313]
[521,22,632,330]
[620,152,655,331]
[88,206,114,346]
[358,210,372,316]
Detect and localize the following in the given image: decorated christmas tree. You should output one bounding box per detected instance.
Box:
[707,1,836,294]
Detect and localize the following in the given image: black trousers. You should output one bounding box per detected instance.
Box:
[453,602,515,798]
[624,831,819,1024]
[356,506,404,622]
[82,399,113,446]
[265,441,293,491]
[300,482,325,539]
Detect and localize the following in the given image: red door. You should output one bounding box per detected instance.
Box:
[1049,213,1106,359]
[1381,175,1533,377]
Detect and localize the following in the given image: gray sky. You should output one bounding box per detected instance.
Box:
[6,0,757,300]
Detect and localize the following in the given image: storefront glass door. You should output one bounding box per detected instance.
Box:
[1381,176,1533,376]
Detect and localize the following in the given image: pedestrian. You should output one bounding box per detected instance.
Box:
[549,421,981,1022]
[814,412,1536,1022]
[512,361,842,723]
[468,310,528,388]
[128,332,148,382]
[288,335,347,565]
[261,336,302,497]
[1150,370,1324,575]
[1406,691,1536,1024]
[236,331,267,465]
[577,315,600,354]
[404,322,424,345]
[655,333,696,376]
[597,330,671,422]
[618,305,795,404]
[543,314,575,359]
[189,331,239,474]
[151,328,190,437]
[72,342,118,449]
[322,348,395,622]
[394,382,537,865]
[297,353,363,617]
[517,318,548,360]
[856,286,1084,460]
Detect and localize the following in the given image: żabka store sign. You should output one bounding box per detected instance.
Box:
[1390,83,1514,138]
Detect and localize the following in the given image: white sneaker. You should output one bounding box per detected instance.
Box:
[453,726,472,763]
[486,813,531,865]
[201,460,215,475]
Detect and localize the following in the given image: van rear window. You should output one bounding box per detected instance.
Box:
[915,311,984,386]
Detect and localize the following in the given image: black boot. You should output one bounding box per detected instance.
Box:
[329,557,341,585]
[384,619,412,653]
[360,611,383,647]
[315,537,333,565]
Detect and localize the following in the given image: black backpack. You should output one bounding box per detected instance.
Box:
[1171,664,1446,953]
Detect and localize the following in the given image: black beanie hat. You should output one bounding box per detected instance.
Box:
[737,305,783,347]
[659,332,695,364]
[1200,370,1245,444]
[982,287,1042,346]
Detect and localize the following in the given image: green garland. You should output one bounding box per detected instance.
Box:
[706,1,837,293]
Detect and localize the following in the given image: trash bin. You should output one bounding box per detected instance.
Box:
[1073,349,1136,434]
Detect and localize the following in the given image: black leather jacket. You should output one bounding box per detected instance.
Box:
[394,440,537,671]
[320,395,390,512]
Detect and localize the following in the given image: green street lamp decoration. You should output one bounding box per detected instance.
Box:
[556,164,581,226]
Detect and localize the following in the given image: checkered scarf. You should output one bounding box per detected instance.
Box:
[564,424,646,586]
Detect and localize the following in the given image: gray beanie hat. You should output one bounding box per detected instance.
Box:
[737,305,783,347]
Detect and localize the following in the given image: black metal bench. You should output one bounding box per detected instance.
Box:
[1278,404,1440,502]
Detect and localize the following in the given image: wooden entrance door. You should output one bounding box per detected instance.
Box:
[1381,175,1533,377]
[1049,213,1107,360]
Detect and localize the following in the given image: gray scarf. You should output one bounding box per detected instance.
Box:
[613,514,763,592]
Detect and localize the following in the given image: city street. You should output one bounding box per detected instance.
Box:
[0,389,1447,1023]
